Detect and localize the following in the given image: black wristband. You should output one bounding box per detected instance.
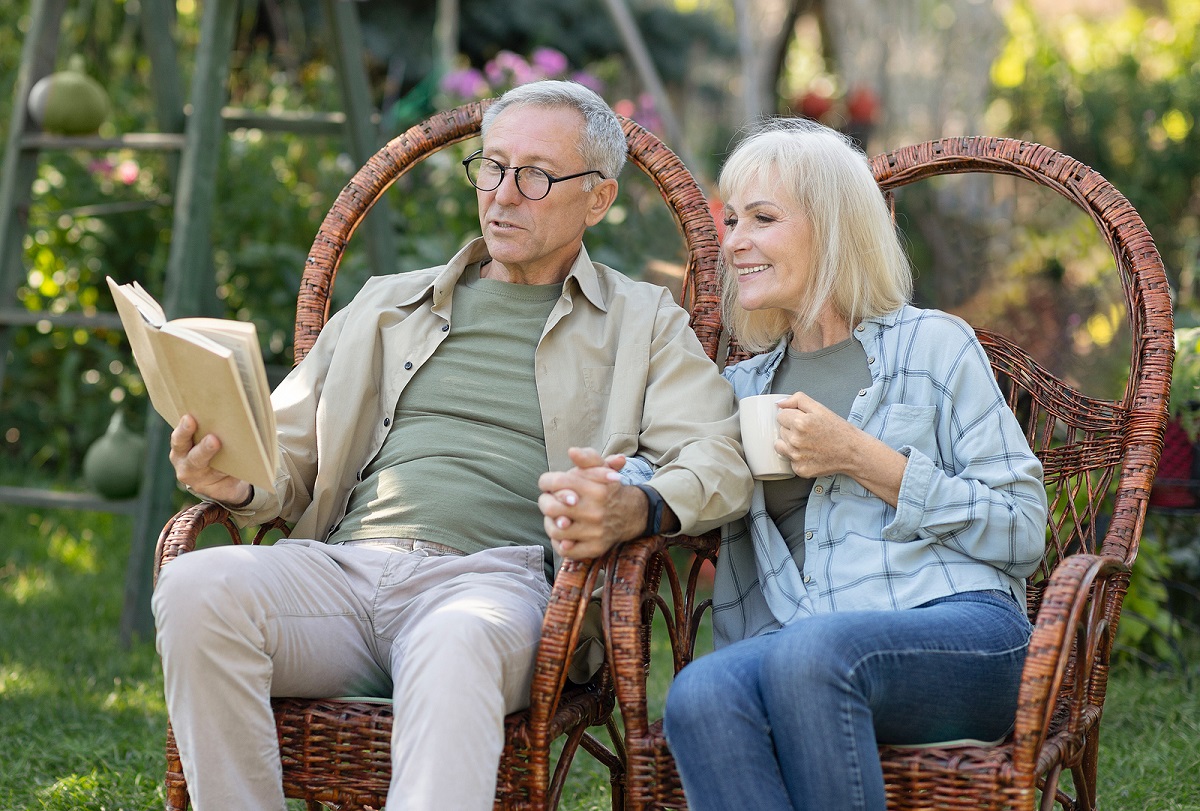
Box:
[634,484,666,537]
[228,484,255,509]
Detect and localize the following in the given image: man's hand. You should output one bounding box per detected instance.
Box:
[169,415,253,506]
[538,447,648,560]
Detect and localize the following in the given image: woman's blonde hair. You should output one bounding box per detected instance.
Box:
[719,118,913,352]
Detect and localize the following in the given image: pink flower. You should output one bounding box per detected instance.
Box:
[116,160,139,185]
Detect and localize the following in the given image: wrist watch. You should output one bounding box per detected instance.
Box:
[634,484,666,537]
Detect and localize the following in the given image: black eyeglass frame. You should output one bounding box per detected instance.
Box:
[461,150,606,200]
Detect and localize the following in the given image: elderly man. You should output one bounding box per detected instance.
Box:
[154,79,751,811]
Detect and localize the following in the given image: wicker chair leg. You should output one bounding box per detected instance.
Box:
[1074,729,1101,811]
[164,724,191,811]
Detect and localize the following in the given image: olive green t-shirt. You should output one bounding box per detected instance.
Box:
[328,263,561,575]
[765,336,872,565]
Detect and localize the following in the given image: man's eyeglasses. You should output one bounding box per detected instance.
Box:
[461,151,606,201]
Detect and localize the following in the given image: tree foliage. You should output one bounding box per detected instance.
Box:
[993,0,1200,313]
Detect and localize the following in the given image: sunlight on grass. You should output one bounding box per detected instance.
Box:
[47,524,99,573]
[3,566,53,605]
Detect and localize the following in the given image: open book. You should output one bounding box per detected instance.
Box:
[106,276,278,492]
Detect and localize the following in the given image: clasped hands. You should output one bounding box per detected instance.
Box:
[538,446,649,560]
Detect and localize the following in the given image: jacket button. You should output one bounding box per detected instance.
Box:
[404,361,413,370]
[383,417,391,427]
[442,324,450,332]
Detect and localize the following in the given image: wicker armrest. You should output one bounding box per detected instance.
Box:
[1012,551,1129,775]
[153,501,290,585]
[599,530,718,743]
[526,554,613,756]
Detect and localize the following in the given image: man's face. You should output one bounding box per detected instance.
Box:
[476,104,617,285]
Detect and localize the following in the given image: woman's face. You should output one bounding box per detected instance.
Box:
[721,177,815,318]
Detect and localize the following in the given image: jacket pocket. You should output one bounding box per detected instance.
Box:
[841,403,937,498]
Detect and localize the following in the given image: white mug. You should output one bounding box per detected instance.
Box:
[738,394,795,481]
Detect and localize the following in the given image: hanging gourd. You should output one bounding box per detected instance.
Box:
[82,410,146,500]
[27,55,110,136]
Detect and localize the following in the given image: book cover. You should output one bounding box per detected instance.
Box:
[106,277,278,491]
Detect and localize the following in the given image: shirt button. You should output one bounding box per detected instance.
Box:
[813,485,824,494]
[404,361,413,370]
[867,356,876,364]
[805,530,813,540]
[804,575,812,584]
[858,388,868,396]
[855,324,865,332]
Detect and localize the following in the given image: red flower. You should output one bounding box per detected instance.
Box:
[798,91,834,121]
[846,86,880,124]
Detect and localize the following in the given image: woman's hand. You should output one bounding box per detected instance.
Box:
[775,392,907,506]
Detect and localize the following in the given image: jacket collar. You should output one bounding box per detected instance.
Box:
[397,237,607,314]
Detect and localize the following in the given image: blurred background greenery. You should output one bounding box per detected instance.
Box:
[2,1,1200,808]
[1,0,1197,687]
[3,0,1198,462]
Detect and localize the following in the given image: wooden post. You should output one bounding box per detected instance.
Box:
[323,0,398,279]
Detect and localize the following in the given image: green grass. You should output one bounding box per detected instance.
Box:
[2,503,1198,810]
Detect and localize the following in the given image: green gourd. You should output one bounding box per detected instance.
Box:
[27,55,110,136]
[83,410,146,500]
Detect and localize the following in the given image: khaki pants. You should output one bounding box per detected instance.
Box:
[152,539,551,811]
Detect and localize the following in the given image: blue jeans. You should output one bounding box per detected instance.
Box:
[663,590,1031,811]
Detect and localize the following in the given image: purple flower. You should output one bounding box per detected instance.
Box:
[635,93,663,134]
[570,70,604,94]
[531,47,569,77]
[440,67,489,100]
[485,51,535,88]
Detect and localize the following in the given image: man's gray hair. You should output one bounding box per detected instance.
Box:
[481,80,627,188]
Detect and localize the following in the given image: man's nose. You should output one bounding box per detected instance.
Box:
[494,170,524,204]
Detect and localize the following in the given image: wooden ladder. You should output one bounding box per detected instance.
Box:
[0,0,396,643]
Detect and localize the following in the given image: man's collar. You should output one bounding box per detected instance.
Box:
[417,237,607,313]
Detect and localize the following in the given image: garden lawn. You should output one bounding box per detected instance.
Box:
[1,503,1198,810]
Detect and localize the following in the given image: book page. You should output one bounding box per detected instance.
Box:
[105,277,277,491]
[107,277,184,425]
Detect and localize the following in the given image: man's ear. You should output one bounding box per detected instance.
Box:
[584,178,619,227]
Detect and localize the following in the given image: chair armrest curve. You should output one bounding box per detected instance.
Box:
[1012,552,1129,772]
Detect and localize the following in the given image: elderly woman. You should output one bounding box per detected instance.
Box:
[661,119,1049,810]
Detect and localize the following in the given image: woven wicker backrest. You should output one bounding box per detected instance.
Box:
[293,102,722,364]
[869,137,1174,619]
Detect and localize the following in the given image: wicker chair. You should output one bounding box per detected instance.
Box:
[152,101,724,811]
[599,137,1174,810]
